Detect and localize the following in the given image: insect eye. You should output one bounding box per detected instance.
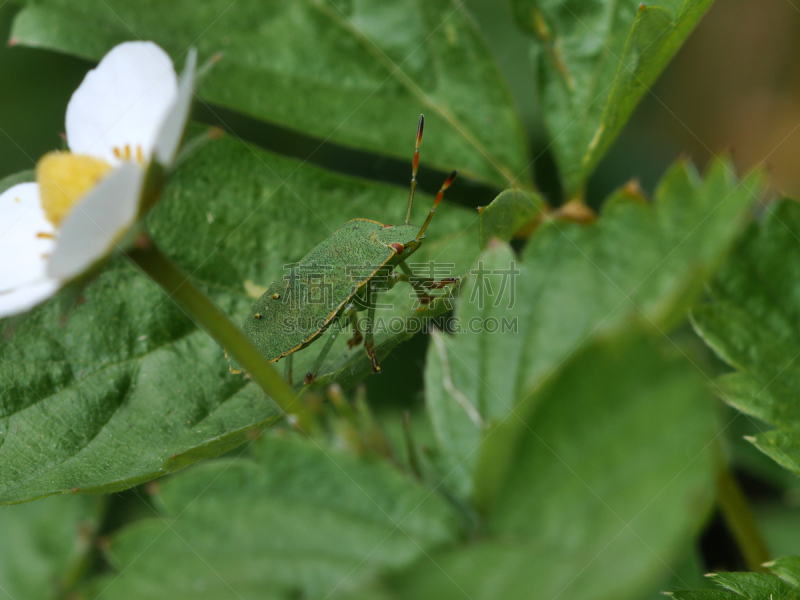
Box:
[390,243,404,254]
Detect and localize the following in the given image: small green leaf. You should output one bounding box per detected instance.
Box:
[692,199,800,477]
[668,556,800,599]
[394,333,717,600]
[0,134,478,504]
[81,434,462,600]
[423,158,760,502]
[511,0,714,195]
[12,0,530,189]
[478,187,544,249]
[0,495,105,600]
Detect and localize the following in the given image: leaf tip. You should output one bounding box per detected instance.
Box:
[554,199,596,224]
[621,178,648,203]
[743,435,757,443]
[7,37,19,47]
[638,3,646,12]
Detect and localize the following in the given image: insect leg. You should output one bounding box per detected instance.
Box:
[304,325,339,385]
[364,282,381,374]
[284,353,293,387]
[398,262,459,305]
[347,310,363,348]
[398,261,434,305]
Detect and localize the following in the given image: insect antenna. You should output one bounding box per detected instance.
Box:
[405,114,424,224]
[415,169,457,241]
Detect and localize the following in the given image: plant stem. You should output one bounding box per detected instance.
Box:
[716,461,771,572]
[126,235,312,432]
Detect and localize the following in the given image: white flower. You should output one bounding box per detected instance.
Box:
[0,41,196,317]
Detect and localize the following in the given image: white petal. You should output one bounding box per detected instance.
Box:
[0,182,60,316]
[66,41,178,165]
[48,163,144,281]
[155,48,197,167]
[0,280,61,317]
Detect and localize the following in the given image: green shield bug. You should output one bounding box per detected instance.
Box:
[228,115,458,385]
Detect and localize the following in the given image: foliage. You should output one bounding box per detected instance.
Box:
[3,0,798,599]
[668,556,800,599]
[82,434,462,599]
[12,0,530,189]
[0,134,477,503]
[511,0,715,196]
[0,495,104,600]
[693,200,800,476]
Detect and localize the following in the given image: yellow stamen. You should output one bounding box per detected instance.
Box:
[36,151,113,227]
[36,232,56,239]
[112,144,145,164]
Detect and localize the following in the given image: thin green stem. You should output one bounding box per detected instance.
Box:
[126,235,312,432]
[716,461,771,572]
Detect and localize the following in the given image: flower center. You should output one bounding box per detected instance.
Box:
[36,152,113,227]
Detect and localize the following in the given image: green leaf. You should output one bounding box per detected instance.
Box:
[0,495,105,600]
[511,0,714,195]
[668,556,800,599]
[394,333,718,600]
[423,158,759,502]
[478,187,544,249]
[82,433,462,600]
[0,134,479,504]
[692,200,800,477]
[424,241,526,498]
[12,0,530,189]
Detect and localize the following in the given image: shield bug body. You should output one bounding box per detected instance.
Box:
[228,115,458,385]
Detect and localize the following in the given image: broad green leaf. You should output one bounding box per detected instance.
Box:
[393,334,717,600]
[0,133,479,504]
[512,0,714,195]
[478,187,544,249]
[12,0,530,189]
[423,158,759,501]
[514,159,761,395]
[82,433,462,600]
[692,200,800,477]
[0,495,104,600]
[668,556,800,599]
